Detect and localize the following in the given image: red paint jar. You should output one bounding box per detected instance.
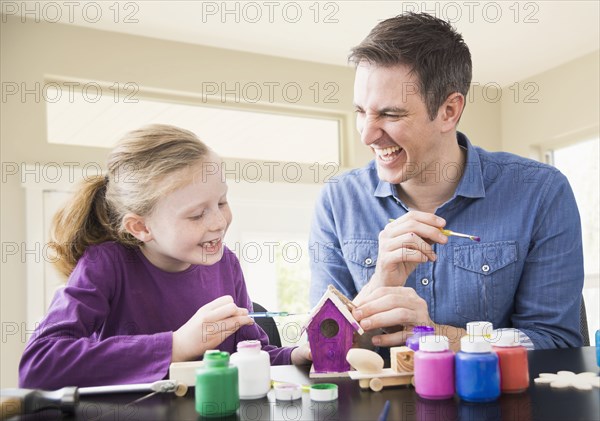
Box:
[491,329,529,393]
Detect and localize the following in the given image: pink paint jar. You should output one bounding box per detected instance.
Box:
[414,335,455,400]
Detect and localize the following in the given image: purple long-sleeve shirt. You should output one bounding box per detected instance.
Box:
[19,242,293,389]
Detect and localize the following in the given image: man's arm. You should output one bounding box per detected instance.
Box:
[511,170,584,349]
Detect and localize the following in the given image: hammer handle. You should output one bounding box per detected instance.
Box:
[0,396,23,420]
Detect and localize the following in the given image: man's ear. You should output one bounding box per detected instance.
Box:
[439,92,465,132]
[123,213,153,242]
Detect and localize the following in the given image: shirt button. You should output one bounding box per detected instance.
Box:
[421,278,430,286]
[482,264,490,273]
[364,258,373,265]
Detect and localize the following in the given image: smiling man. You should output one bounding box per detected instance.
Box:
[309,13,584,351]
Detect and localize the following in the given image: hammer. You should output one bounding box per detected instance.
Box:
[0,387,78,420]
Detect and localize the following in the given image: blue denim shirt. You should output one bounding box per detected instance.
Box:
[309,133,584,349]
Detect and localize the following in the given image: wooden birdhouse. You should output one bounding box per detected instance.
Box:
[305,285,364,376]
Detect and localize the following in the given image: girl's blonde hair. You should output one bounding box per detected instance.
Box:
[50,124,210,277]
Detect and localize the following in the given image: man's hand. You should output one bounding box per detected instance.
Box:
[353,286,433,347]
[355,211,447,303]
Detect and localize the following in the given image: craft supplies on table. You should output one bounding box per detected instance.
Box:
[230,340,271,400]
[455,336,500,402]
[492,329,529,393]
[195,351,239,417]
[413,335,455,400]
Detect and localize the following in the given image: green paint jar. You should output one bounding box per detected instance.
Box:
[195,351,239,417]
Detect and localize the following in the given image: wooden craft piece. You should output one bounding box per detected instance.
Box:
[390,346,414,372]
[346,348,384,374]
[533,371,600,390]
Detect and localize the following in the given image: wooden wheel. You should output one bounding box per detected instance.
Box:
[369,378,383,392]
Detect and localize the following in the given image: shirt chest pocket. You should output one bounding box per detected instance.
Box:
[341,240,378,292]
[452,241,518,322]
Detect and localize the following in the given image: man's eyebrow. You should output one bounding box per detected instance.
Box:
[379,106,408,114]
[353,104,409,114]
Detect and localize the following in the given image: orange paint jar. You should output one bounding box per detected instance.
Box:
[492,329,529,393]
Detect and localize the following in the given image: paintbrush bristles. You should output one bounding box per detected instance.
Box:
[439,228,480,242]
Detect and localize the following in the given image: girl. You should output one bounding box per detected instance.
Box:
[19,124,311,389]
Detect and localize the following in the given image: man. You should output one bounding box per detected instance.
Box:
[309,13,583,351]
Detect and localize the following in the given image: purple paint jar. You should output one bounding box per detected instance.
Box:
[406,326,435,351]
[414,335,455,400]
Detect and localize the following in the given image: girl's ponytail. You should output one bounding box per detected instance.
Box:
[49,175,116,277]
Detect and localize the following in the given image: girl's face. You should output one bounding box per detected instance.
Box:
[140,154,232,272]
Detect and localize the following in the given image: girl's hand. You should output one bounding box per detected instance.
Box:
[172,295,253,362]
[355,211,447,303]
[290,343,312,366]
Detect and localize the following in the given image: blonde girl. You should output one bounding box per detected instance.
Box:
[19,124,310,389]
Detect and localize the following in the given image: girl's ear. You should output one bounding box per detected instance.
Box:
[123,213,153,242]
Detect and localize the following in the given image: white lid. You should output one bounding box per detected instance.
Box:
[466,321,493,337]
[237,340,261,351]
[419,335,449,352]
[461,335,492,353]
[309,384,338,401]
[491,329,521,347]
[274,383,302,401]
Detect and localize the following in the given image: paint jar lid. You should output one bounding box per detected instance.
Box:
[310,383,338,401]
[237,340,261,352]
[491,329,521,347]
[203,351,231,367]
[419,335,449,352]
[413,325,435,334]
[461,335,492,353]
[274,382,302,401]
[466,321,493,337]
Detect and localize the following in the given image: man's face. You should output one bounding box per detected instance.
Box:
[353,63,444,185]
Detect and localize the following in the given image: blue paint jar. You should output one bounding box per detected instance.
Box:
[456,336,500,403]
[406,326,435,351]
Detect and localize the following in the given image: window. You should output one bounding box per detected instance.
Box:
[45,85,341,164]
[548,138,599,340]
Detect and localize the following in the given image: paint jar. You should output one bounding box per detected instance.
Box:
[456,336,500,402]
[230,340,271,399]
[596,330,599,366]
[414,335,455,400]
[466,321,493,338]
[406,326,435,351]
[195,351,239,417]
[491,329,529,393]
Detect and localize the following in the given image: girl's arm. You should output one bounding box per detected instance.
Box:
[19,247,172,389]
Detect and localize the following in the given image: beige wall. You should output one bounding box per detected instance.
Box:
[0,14,553,388]
[502,51,600,157]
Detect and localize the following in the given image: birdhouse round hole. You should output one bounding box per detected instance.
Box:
[320,318,340,338]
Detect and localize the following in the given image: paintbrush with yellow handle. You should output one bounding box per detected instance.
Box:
[438,228,480,242]
[388,219,480,242]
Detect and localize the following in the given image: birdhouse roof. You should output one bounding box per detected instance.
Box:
[304,285,364,335]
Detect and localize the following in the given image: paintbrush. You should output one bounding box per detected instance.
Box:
[248,312,306,318]
[388,218,480,242]
[439,228,480,242]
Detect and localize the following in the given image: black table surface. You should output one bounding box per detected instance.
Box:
[15,347,600,421]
